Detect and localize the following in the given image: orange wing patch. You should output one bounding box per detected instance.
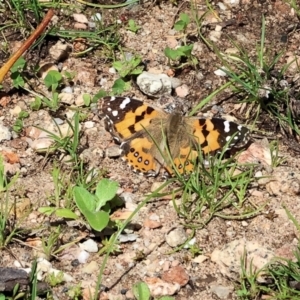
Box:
[123,137,158,174]
[114,105,159,139]
[192,119,221,153]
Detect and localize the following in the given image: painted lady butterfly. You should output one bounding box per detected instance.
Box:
[101,96,250,177]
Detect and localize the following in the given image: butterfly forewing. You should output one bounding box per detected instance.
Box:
[102,96,166,140]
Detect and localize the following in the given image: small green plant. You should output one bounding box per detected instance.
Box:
[67,283,82,300]
[236,252,263,299]
[73,178,122,231]
[0,155,19,193]
[10,57,27,88]
[171,145,260,231]
[270,140,286,168]
[164,13,198,68]
[187,243,202,258]
[30,96,42,110]
[39,165,79,220]
[44,70,63,91]
[237,247,300,299]
[174,13,190,33]
[37,70,64,111]
[98,234,121,255]
[133,282,175,300]
[13,110,29,133]
[236,208,300,299]
[83,93,91,106]
[10,58,63,111]
[126,19,141,33]
[36,112,81,162]
[285,0,300,16]
[41,226,61,260]
[112,54,143,78]
[133,282,151,300]
[111,78,131,94]
[217,16,300,137]
[111,54,143,94]
[164,45,196,65]
[46,271,64,287]
[0,156,20,247]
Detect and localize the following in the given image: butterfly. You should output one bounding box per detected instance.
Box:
[101,96,250,177]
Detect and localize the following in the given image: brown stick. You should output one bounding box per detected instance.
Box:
[0,9,54,83]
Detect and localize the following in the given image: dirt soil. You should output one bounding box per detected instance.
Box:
[1,0,300,299]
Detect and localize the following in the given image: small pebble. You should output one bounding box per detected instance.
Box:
[137,72,172,97]
[84,121,95,129]
[77,250,90,263]
[59,93,74,105]
[61,86,73,94]
[214,67,227,76]
[73,13,88,24]
[75,94,85,106]
[192,255,208,264]
[71,259,80,267]
[0,123,12,141]
[91,13,102,21]
[74,23,87,30]
[210,284,233,299]
[82,261,98,274]
[109,67,116,74]
[165,227,188,247]
[80,239,98,253]
[10,105,22,116]
[175,84,189,97]
[106,146,122,158]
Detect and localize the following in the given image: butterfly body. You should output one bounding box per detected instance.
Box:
[101,96,250,177]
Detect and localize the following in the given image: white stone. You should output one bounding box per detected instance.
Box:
[91,13,102,22]
[0,123,11,141]
[223,0,240,7]
[183,237,196,248]
[137,71,172,97]
[77,250,90,263]
[84,121,95,129]
[37,258,52,272]
[61,86,73,93]
[73,13,88,24]
[214,67,228,76]
[31,138,53,151]
[217,2,227,10]
[79,239,98,253]
[165,227,187,247]
[209,31,222,42]
[109,67,116,74]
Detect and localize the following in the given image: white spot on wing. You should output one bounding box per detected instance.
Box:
[224,121,230,133]
[112,110,118,117]
[107,107,112,111]
[110,96,116,101]
[225,136,231,141]
[120,97,131,109]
